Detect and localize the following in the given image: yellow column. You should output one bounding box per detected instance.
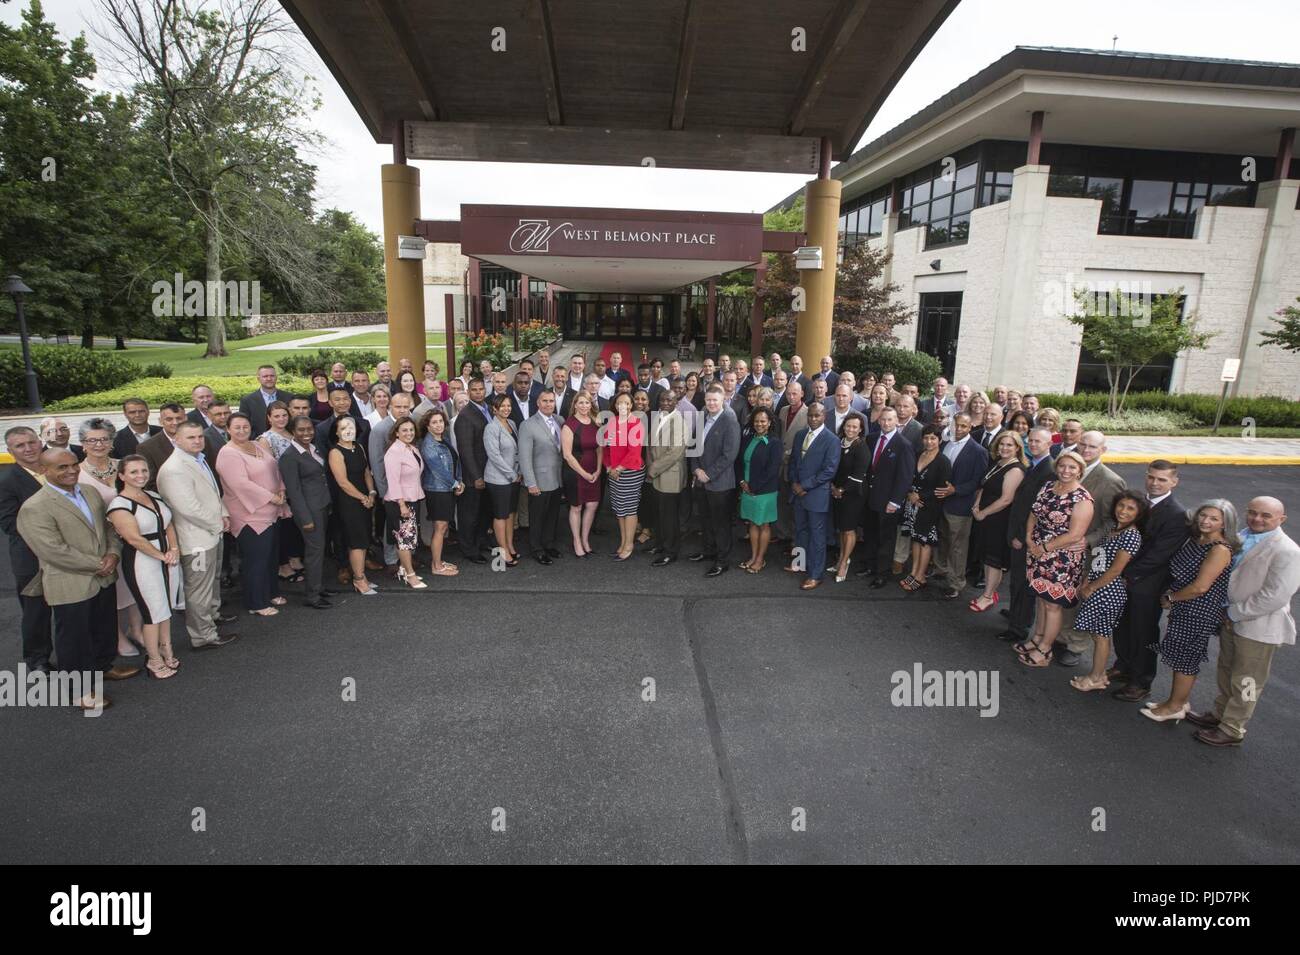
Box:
[795,177,842,366]
[381,163,427,370]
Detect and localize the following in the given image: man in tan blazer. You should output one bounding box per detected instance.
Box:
[775,381,809,547]
[1058,430,1129,666]
[646,390,688,565]
[1190,496,1300,746]
[17,449,137,708]
[157,421,238,650]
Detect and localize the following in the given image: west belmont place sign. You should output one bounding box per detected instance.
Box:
[460,205,762,263]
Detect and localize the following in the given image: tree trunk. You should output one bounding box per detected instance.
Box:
[81,324,95,349]
[115,335,126,350]
[203,203,228,357]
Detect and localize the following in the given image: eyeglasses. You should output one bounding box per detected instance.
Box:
[84,437,112,445]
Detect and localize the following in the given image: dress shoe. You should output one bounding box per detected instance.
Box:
[1111,684,1151,703]
[870,576,888,589]
[545,548,562,559]
[534,552,553,565]
[1054,649,1082,667]
[103,664,142,681]
[688,552,709,562]
[1186,710,1221,729]
[364,556,384,571]
[1194,727,1242,747]
[854,566,876,579]
[216,612,238,624]
[705,563,727,577]
[192,633,239,650]
[303,597,333,609]
[995,629,1023,642]
[941,586,961,599]
[999,607,1010,618]
[651,555,677,567]
[647,545,665,556]
[1104,667,1128,682]
[800,578,822,591]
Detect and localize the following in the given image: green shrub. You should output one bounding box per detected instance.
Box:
[142,361,174,379]
[277,348,387,377]
[844,344,941,389]
[518,321,560,352]
[1036,391,1300,428]
[1068,410,1198,433]
[459,331,512,369]
[48,374,311,412]
[0,346,142,408]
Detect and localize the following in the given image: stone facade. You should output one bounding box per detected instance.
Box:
[246,311,385,333]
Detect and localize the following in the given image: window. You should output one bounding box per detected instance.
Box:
[836,186,891,256]
[981,170,1013,206]
[898,159,978,247]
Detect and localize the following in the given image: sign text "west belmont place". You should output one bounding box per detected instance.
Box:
[560,228,717,245]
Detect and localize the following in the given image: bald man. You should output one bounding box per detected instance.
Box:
[1190,497,1300,746]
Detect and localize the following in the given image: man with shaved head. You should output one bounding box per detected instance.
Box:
[1190,496,1299,746]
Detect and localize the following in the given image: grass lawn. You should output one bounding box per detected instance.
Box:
[329,331,448,348]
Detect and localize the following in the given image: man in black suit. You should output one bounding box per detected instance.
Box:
[544,366,577,420]
[932,413,990,599]
[187,383,216,428]
[996,427,1057,643]
[138,403,190,491]
[313,388,371,457]
[635,363,666,410]
[453,378,492,563]
[238,365,294,437]
[811,356,839,395]
[0,427,53,671]
[508,371,540,426]
[857,408,916,587]
[202,400,232,471]
[39,417,84,462]
[786,354,812,395]
[279,415,335,609]
[1111,460,1187,702]
[112,397,161,458]
[738,355,774,397]
[973,403,1004,452]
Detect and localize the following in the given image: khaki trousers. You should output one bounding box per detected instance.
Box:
[934,513,973,590]
[181,542,223,648]
[1213,620,1278,741]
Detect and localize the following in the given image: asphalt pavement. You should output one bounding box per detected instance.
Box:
[1,464,1296,863]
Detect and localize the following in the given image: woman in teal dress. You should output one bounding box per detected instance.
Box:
[739,408,783,574]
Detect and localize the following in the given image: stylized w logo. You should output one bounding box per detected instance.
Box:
[509,219,574,253]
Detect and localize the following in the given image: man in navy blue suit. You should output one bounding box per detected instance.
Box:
[857,407,917,588]
[933,412,990,599]
[785,402,841,590]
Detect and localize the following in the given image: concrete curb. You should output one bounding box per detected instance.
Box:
[1105,454,1300,465]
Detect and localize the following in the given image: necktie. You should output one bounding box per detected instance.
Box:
[547,417,560,449]
[802,430,815,452]
[872,435,886,470]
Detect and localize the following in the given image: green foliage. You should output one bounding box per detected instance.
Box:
[1259,296,1300,353]
[1036,391,1300,428]
[761,242,912,364]
[845,345,942,389]
[48,373,311,412]
[142,362,174,379]
[718,196,808,295]
[460,332,512,369]
[307,209,386,312]
[0,345,142,408]
[276,349,387,377]
[1065,288,1213,414]
[518,322,560,353]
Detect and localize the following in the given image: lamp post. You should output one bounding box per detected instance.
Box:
[4,276,42,412]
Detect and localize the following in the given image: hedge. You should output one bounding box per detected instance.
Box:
[277,348,387,377]
[0,346,142,408]
[1036,391,1300,428]
[839,344,942,389]
[47,374,312,412]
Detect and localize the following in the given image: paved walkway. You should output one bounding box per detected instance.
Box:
[244,325,389,350]
[1103,436,1300,465]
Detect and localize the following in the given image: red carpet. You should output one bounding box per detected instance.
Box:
[598,340,641,368]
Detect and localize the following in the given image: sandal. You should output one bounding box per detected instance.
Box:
[161,642,180,670]
[431,564,459,576]
[252,607,279,617]
[270,596,287,606]
[968,593,998,612]
[1070,674,1110,692]
[1018,645,1053,668]
[146,657,176,680]
[739,559,752,570]
[278,571,305,583]
[899,575,922,592]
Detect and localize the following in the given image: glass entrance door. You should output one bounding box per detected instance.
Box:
[916,291,963,379]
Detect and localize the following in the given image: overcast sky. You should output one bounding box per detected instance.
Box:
[7,0,1299,235]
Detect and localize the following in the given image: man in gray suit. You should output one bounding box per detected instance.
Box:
[1057,429,1129,666]
[518,390,565,564]
[368,391,415,572]
[689,384,740,577]
[279,415,334,609]
[202,400,231,470]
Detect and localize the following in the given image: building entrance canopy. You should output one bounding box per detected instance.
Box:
[433,204,775,293]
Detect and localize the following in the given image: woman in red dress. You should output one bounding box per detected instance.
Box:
[561,391,604,557]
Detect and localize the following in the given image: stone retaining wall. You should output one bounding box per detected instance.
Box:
[245,312,385,333]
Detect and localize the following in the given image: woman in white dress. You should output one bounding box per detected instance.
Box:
[78,418,145,658]
[106,455,185,678]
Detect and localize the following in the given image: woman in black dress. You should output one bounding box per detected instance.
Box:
[830,413,870,582]
[969,431,1027,612]
[326,416,379,595]
[899,425,951,591]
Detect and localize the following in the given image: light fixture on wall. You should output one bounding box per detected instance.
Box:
[929,259,941,271]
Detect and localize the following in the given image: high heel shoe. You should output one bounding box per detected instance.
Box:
[835,559,850,582]
[397,568,427,590]
[1140,702,1189,724]
[968,592,999,612]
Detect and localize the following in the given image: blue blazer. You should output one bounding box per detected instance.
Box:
[942,438,990,516]
[787,426,840,513]
[866,430,917,513]
[740,434,783,496]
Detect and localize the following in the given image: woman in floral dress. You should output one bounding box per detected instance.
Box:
[1015,451,1094,668]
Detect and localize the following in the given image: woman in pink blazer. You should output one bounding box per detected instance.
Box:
[216,412,291,616]
[382,415,427,589]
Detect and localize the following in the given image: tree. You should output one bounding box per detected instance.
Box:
[310,209,386,312]
[1259,296,1300,352]
[761,240,912,361]
[1066,288,1213,415]
[97,0,327,356]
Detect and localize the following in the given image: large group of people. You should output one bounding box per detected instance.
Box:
[2,351,1296,743]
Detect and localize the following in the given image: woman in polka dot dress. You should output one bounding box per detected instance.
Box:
[1142,500,1239,724]
[1070,491,1148,692]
